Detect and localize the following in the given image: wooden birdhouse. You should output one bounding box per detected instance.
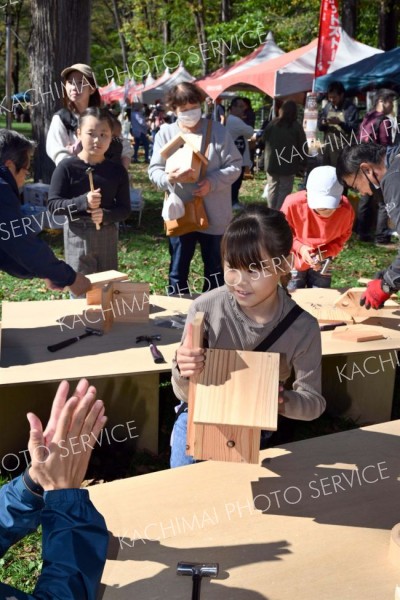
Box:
[160,133,208,183]
[186,313,280,464]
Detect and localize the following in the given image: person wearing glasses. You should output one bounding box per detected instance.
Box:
[0,129,91,296]
[336,142,400,309]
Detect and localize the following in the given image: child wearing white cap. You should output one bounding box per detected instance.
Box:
[281,165,354,290]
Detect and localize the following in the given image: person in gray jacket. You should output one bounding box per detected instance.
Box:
[149,82,242,296]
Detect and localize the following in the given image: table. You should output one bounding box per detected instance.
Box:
[293,288,400,424]
[89,419,400,599]
[1,287,400,465]
[0,294,191,461]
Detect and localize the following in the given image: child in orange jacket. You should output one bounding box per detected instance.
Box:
[281,165,354,290]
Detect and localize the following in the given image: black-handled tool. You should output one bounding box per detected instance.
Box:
[48,327,103,352]
[177,562,219,600]
[136,334,166,363]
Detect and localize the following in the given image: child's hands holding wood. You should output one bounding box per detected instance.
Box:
[176,323,206,378]
[90,208,104,227]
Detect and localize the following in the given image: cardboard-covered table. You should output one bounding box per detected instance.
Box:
[89,419,400,599]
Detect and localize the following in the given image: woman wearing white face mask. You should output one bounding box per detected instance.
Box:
[149,82,242,295]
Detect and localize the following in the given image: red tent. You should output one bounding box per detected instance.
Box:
[196,30,381,99]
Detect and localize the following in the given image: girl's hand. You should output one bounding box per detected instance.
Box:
[278,384,286,415]
[90,208,103,225]
[87,188,102,209]
[176,323,205,378]
[299,245,316,266]
[195,179,211,197]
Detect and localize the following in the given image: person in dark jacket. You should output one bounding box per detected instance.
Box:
[336,142,400,309]
[318,81,359,167]
[0,129,90,296]
[0,378,108,600]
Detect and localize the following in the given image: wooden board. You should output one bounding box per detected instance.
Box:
[186,312,205,458]
[331,327,386,342]
[101,282,150,332]
[86,270,128,305]
[334,287,398,317]
[307,306,354,324]
[194,349,279,428]
[193,423,261,464]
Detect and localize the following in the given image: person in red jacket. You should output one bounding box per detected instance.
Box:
[281,165,354,290]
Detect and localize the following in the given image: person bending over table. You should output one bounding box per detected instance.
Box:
[0,378,108,600]
[0,129,90,296]
[336,142,400,309]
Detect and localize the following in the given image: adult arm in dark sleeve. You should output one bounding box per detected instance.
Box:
[0,477,108,600]
[0,185,76,287]
[381,171,400,289]
[102,166,131,224]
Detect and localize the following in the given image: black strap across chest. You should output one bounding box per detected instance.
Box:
[253,304,304,352]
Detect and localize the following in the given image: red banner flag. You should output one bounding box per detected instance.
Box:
[315,0,341,78]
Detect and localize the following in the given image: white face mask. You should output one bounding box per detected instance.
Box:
[177,108,202,128]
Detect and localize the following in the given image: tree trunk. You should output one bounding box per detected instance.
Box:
[341,0,357,39]
[28,0,59,182]
[378,0,398,50]
[192,0,208,75]
[57,0,92,74]
[221,0,231,68]
[28,0,92,182]
[111,0,128,69]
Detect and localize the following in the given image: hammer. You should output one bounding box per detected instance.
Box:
[177,562,219,600]
[136,334,166,363]
[86,166,100,231]
[47,327,103,352]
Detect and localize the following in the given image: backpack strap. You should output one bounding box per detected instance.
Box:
[253,304,304,352]
[55,108,78,134]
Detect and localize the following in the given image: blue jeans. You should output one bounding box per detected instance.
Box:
[288,268,332,291]
[170,409,195,468]
[167,232,224,296]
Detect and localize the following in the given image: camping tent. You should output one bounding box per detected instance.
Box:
[196,29,382,99]
[138,64,195,104]
[315,47,400,93]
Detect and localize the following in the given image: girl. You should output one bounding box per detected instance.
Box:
[170,204,326,468]
[48,107,130,276]
[46,63,132,168]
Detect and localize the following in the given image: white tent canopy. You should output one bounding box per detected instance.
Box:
[139,64,195,104]
[197,29,382,99]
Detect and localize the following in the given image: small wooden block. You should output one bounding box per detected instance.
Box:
[334,287,397,317]
[308,306,354,324]
[193,424,261,464]
[86,270,128,305]
[331,328,386,342]
[102,282,114,333]
[160,134,186,159]
[194,349,279,429]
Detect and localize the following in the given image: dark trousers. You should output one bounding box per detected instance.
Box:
[167,231,224,295]
[357,189,391,242]
[231,167,245,206]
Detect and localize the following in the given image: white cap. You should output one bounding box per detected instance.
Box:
[306,166,343,209]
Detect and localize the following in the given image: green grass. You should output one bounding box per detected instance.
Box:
[0,117,33,136]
